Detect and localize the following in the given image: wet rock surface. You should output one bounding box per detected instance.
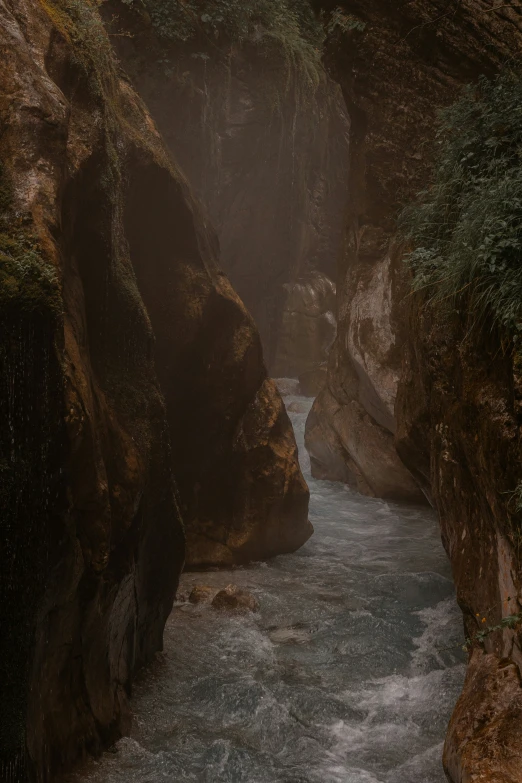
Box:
[287,401,311,414]
[396,305,522,782]
[188,586,217,605]
[444,650,522,783]
[0,2,185,776]
[0,1,311,778]
[306,387,422,500]
[274,378,301,398]
[304,250,424,499]
[211,585,260,613]
[182,377,312,569]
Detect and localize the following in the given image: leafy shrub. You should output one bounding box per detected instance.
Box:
[401,72,522,338]
[464,609,522,651]
[122,0,324,87]
[0,161,61,318]
[325,6,366,35]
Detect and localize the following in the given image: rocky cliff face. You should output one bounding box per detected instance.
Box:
[102,2,350,371]
[0,1,310,779]
[305,241,424,500]
[272,271,336,379]
[306,0,522,501]
[312,1,522,779]
[396,307,522,782]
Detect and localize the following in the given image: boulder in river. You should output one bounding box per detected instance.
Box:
[274,378,300,397]
[287,401,310,414]
[212,585,259,613]
[299,365,328,398]
[188,586,218,605]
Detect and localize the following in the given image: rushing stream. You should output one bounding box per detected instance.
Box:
[71,388,465,783]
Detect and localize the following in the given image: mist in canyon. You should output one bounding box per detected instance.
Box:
[2,2,522,783]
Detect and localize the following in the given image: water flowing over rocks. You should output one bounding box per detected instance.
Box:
[211,585,260,613]
[65,394,466,783]
[313,1,522,779]
[4,1,522,781]
[0,2,310,778]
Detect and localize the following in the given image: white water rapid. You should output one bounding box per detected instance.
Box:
[70,388,465,783]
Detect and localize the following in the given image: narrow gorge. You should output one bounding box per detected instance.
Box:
[2,2,522,782]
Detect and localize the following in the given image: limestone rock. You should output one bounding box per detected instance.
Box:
[444,651,522,783]
[306,388,422,501]
[212,585,259,613]
[396,303,522,781]
[287,401,310,414]
[184,378,313,568]
[188,586,218,605]
[0,2,311,779]
[308,0,522,509]
[299,365,328,398]
[304,248,419,500]
[0,3,186,777]
[274,378,300,397]
[273,272,337,379]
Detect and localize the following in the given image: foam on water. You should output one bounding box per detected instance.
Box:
[70,387,465,783]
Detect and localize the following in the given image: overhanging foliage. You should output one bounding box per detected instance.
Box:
[401,72,522,338]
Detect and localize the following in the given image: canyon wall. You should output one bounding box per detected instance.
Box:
[0,1,310,779]
[312,1,522,779]
[272,270,336,379]
[103,1,349,371]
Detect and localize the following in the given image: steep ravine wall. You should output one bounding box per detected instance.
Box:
[306,0,522,501]
[0,1,310,780]
[312,1,522,780]
[102,1,350,371]
[396,306,522,781]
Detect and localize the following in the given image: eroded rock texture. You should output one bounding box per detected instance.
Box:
[313,1,522,779]
[0,1,310,779]
[307,0,522,502]
[305,244,423,499]
[102,4,350,370]
[273,271,336,379]
[397,304,522,782]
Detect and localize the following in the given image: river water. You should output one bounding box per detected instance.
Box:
[72,389,465,783]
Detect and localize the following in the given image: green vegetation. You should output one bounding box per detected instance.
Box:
[325,6,366,35]
[509,479,522,514]
[0,234,61,317]
[464,602,522,651]
[0,164,61,319]
[401,72,522,339]
[124,0,320,46]
[40,0,116,93]
[122,0,324,88]
[40,0,177,182]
